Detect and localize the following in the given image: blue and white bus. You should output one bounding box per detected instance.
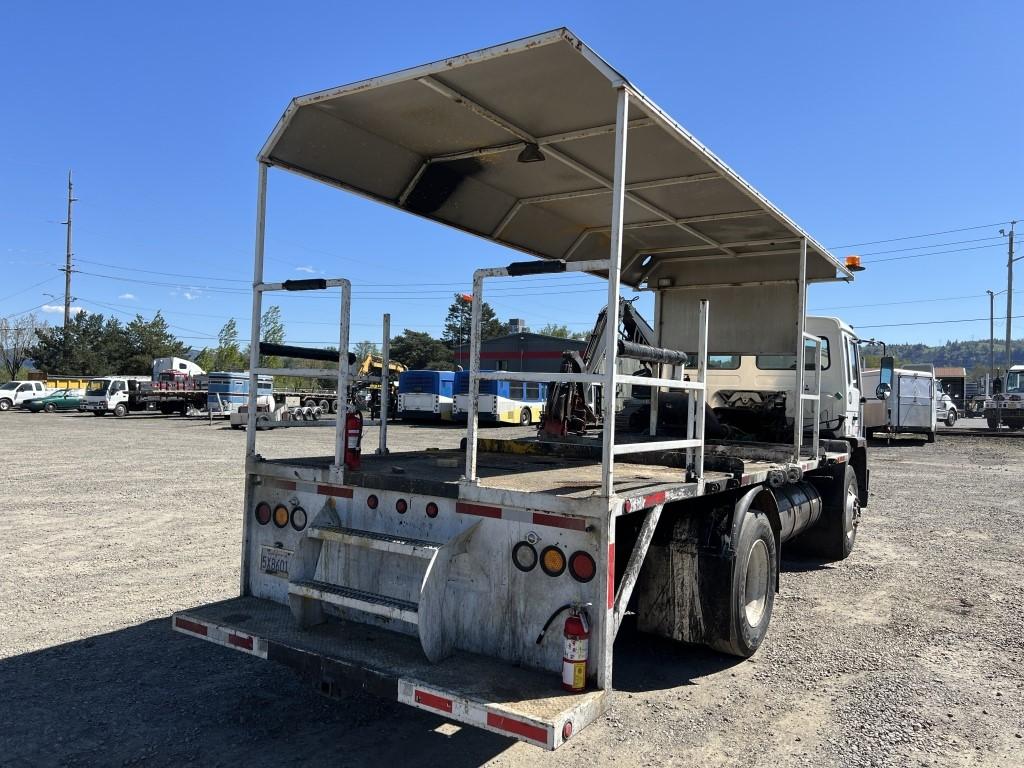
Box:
[452,370,548,425]
[208,372,275,417]
[397,370,455,421]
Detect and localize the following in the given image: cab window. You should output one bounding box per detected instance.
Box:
[847,338,861,386]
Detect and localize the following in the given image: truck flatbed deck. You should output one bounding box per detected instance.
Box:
[255,435,847,517]
[173,596,604,750]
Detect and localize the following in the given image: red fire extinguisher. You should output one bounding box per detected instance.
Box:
[344,409,363,469]
[537,602,591,692]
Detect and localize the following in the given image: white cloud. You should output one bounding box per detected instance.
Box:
[118,293,136,300]
[295,266,317,273]
[183,292,197,300]
[42,304,84,314]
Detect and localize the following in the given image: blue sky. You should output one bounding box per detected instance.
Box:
[2,2,1022,350]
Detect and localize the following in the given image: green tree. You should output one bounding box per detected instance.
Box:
[212,318,247,371]
[259,305,285,368]
[535,323,588,340]
[390,329,453,370]
[441,293,504,346]
[31,312,115,375]
[122,312,189,373]
[353,340,379,361]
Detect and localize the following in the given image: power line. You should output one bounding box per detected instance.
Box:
[74,257,251,283]
[814,290,1024,311]
[830,221,1013,250]
[862,242,1005,264]
[855,314,1024,330]
[854,235,1005,257]
[0,275,61,303]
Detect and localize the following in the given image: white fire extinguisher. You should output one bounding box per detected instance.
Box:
[537,602,592,692]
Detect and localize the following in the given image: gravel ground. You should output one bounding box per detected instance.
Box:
[1,410,1022,767]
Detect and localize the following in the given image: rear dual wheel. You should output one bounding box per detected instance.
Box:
[707,511,777,658]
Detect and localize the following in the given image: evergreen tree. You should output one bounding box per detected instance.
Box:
[441,293,504,347]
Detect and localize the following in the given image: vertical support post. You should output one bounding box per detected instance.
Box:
[378,313,391,455]
[332,281,352,483]
[463,271,485,483]
[812,338,822,457]
[242,161,269,597]
[596,513,616,690]
[793,238,808,462]
[601,86,630,498]
[694,299,709,486]
[1006,223,1015,374]
[648,293,662,436]
[246,163,269,457]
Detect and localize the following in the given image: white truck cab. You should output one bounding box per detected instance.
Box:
[0,380,49,411]
[985,364,1024,430]
[83,376,151,416]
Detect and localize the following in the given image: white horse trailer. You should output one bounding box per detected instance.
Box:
[172,29,875,749]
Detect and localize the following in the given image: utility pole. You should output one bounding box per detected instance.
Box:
[987,289,995,391]
[61,170,77,331]
[1001,221,1017,373]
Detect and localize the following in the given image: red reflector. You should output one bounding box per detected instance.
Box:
[174,617,208,636]
[367,494,379,509]
[227,633,253,650]
[425,501,439,518]
[562,720,573,740]
[254,502,271,525]
[396,498,408,514]
[414,689,452,713]
[569,551,596,583]
[486,713,548,744]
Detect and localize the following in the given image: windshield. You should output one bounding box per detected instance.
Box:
[1007,371,1024,394]
[86,379,112,395]
[0,382,18,391]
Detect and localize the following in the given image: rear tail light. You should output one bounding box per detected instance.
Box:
[512,542,537,572]
[290,506,307,531]
[254,502,271,525]
[568,551,596,583]
[396,498,408,514]
[425,502,439,518]
[367,494,379,509]
[273,504,289,528]
[540,546,566,577]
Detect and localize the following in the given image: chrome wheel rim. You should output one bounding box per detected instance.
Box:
[845,484,860,545]
[744,539,770,627]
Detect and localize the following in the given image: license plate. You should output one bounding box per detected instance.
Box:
[260,546,292,578]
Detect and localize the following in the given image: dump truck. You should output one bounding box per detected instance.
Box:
[173,30,881,749]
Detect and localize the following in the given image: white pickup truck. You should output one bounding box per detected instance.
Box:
[0,380,50,411]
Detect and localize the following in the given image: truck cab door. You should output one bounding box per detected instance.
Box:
[844,335,863,437]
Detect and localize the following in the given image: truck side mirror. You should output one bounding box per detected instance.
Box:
[876,355,894,400]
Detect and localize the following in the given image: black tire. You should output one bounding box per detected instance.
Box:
[520,408,532,426]
[44,403,56,413]
[803,466,859,561]
[945,409,957,427]
[706,511,777,658]
[303,398,316,409]
[113,403,128,418]
[0,399,11,411]
[92,411,105,417]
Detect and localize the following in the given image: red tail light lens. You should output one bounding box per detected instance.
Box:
[254,502,271,525]
[396,498,408,514]
[367,494,379,509]
[425,502,439,518]
[569,551,596,583]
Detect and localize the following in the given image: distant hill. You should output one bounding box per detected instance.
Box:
[862,338,1024,375]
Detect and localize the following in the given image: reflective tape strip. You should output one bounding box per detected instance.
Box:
[171,615,267,659]
[607,542,616,609]
[456,501,502,519]
[486,712,549,745]
[269,480,297,490]
[531,512,587,531]
[317,484,354,498]
[413,689,452,713]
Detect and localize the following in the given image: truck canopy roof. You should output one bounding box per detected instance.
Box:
[261,28,850,288]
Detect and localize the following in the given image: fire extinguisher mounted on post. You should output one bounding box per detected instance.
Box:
[344,407,363,469]
[537,602,592,692]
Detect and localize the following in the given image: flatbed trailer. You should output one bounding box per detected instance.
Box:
[174,29,875,749]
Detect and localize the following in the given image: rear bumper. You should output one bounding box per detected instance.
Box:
[172,596,604,750]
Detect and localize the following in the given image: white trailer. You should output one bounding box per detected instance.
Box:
[863,366,937,441]
[173,30,878,749]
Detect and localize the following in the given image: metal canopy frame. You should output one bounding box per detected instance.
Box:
[246,29,844,504]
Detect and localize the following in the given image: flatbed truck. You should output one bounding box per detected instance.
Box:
[173,30,882,749]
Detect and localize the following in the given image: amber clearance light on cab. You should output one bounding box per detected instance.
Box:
[273,504,290,528]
